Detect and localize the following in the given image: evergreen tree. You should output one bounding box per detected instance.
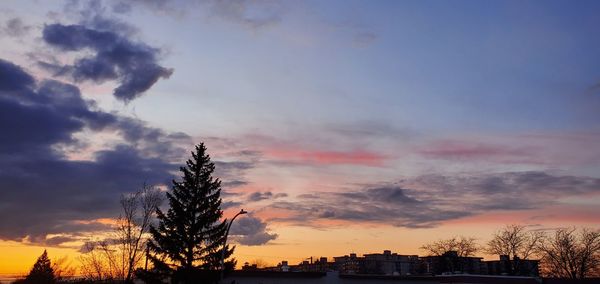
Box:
[24,250,55,284]
[148,143,234,283]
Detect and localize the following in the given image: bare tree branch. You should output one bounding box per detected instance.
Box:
[78,184,162,282]
[486,224,544,275]
[538,227,600,279]
[420,236,480,257]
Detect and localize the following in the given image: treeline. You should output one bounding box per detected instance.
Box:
[420,224,600,279]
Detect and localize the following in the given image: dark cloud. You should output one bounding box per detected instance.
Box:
[247,191,287,202]
[41,22,173,102]
[43,236,80,247]
[213,160,256,190]
[222,180,249,189]
[269,172,600,228]
[222,201,243,210]
[248,191,271,202]
[110,117,192,161]
[229,216,278,246]
[0,59,35,93]
[272,186,468,228]
[63,0,139,35]
[0,58,185,245]
[214,161,255,172]
[2,18,32,37]
[0,58,247,247]
[405,172,600,212]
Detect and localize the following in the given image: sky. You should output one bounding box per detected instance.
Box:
[1,0,600,276]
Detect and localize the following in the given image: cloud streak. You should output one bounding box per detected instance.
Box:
[247,191,287,202]
[112,0,285,30]
[265,148,387,167]
[267,171,600,228]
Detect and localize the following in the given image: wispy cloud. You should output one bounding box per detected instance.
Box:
[2,18,32,37]
[265,171,600,228]
[247,191,287,202]
[353,31,377,47]
[418,140,540,163]
[265,148,388,167]
[417,133,600,168]
[111,0,286,30]
[206,0,284,30]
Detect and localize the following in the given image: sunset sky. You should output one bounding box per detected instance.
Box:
[1,0,600,276]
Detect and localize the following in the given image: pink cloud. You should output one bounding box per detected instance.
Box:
[236,133,389,166]
[265,148,387,166]
[417,131,600,169]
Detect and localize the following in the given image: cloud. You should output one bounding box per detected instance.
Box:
[240,133,392,167]
[247,191,287,202]
[222,180,249,189]
[0,9,255,247]
[405,172,600,212]
[41,21,173,102]
[110,0,175,14]
[206,0,284,29]
[327,121,414,141]
[0,58,35,93]
[265,148,387,167]
[2,18,32,37]
[416,133,600,169]
[271,186,469,228]
[267,172,600,228]
[418,140,540,163]
[229,216,278,246]
[213,160,256,190]
[0,58,185,245]
[353,31,377,47]
[110,0,285,30]
[222,201,243,210]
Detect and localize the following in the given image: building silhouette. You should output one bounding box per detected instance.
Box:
[266,250,539,277]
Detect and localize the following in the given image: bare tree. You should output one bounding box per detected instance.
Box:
[420,236,480,257]
[420,236,480,273]
[51,256,76,281]
[538,227,600,279]
[78,241,113,281]
[78,184,162,282]
[486,224,544,275]
[117,184,162,282]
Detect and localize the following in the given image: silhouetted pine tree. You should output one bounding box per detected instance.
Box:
[24,250,55,284]
[148,143,234,283]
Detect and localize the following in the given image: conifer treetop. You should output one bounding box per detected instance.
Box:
[26,249,55,284]
[148,143,235,275]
